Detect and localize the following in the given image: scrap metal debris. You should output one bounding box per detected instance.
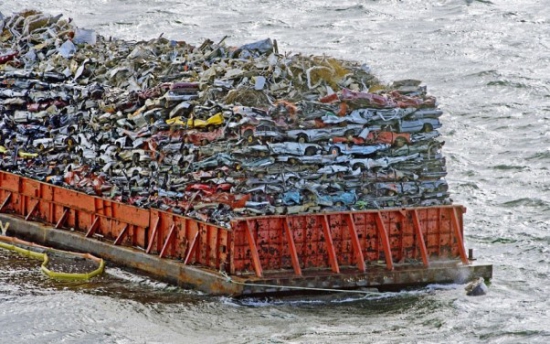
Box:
[0,10,451,227]
[465,277,488,296]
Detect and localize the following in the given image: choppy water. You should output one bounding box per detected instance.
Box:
[0,0,549,343]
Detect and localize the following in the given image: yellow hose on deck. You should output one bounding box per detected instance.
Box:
[0,235,105,280]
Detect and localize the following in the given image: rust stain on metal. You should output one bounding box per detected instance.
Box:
[0,171,492,295]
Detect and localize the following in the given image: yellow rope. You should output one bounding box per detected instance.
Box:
[0,235,104,280]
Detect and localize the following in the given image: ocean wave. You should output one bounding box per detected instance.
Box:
[500,197,549,209]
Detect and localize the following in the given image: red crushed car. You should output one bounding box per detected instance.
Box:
[185,183,233,195]
[332,130,411,147]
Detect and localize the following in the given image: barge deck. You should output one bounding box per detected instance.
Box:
[0,171,492,296]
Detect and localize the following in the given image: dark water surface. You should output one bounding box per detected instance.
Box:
[0,1,549,343]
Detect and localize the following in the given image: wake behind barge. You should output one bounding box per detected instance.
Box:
[0,170,491,296]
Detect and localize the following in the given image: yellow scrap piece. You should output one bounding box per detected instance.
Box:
[166,112,224,129]
[18,151,39,158]
[369,84,387,93]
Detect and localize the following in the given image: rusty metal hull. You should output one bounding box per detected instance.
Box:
[0,215,243,295]
[0,171,492,296]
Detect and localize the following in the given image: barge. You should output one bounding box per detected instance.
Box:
[0,170,492,296]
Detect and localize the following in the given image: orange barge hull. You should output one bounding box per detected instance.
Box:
[0,171,492,296]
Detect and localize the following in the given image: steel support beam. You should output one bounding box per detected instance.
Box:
[146,216,160,254]
[159,224,176,258]
[85,216,100,238]
[411,210,430,267]
[375,212,394,271]
[244,220,263,278]
[321,215,340,273]
[0,192,11,212]
[283,218,302,276]
[114,224,129,246]
[345,213,366,272]
[25,200,39,221]
[451,207,469,265]
[55,208,69,229]
[183,231,199,265]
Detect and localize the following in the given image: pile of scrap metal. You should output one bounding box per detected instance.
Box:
[0,10,450,227]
